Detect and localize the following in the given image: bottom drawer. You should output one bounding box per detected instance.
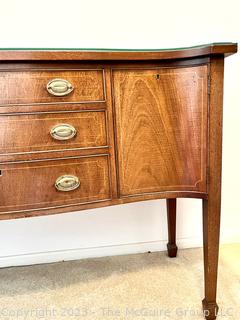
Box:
[0,155,111,214]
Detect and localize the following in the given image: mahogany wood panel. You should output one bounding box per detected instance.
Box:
[0,191,207,221]
[0,146,109,163]
[104,68,118,200]
[0,103,107,114]
[0,69,105,105]
[0,111,107,156]
[0,43,237,61]
[0,155,111,214]
[113,66,208,197]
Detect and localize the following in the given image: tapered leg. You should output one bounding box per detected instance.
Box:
[202,57,224,320]
[202,199,220,320]
[166,198,178,258]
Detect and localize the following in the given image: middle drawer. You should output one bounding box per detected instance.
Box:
[0,110,107,155]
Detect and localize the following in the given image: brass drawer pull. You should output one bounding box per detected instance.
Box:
[46,78,74,96]
[55,175,80,192]
[50,123,77,140]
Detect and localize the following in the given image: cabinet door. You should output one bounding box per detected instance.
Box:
[112,66,208,197]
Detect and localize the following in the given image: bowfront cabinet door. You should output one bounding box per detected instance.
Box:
[112,65,208,197]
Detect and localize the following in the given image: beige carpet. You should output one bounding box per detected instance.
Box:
[0,244,239,320]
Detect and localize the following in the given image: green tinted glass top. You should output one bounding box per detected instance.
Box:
[0,43,235,51]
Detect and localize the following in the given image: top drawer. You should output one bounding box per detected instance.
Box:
[0,69,105,105]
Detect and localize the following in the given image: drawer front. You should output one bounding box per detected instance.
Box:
[0,155,110,213]
[0,69,105,105]
[0,111,107,155]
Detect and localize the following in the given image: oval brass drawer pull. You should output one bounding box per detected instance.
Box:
[46,78,74,96]
[55,175,80,192]
[50,123,77,140]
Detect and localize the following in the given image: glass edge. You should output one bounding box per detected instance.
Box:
[0,42,237,52]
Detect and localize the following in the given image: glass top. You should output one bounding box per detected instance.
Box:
[0,42,235,51]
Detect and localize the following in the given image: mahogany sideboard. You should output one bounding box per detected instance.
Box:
[0,43,237,320]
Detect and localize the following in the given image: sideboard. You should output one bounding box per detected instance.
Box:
[0,43,237,320]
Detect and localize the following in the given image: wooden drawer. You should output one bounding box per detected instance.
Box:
[0,111,107,155]
[0,155,111,214]
[0,69,105,105]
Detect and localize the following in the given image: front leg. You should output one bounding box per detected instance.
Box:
[202,56,224,320]
[202,199,220,320]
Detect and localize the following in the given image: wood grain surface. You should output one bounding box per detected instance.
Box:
[0,43,237,61]
[0,155,111,214]
[113,66,208,196]
[0,111,107,156]
[0,69,105,105]
[202,57,224,320]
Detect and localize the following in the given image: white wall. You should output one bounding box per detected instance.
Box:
[0,0,239,267]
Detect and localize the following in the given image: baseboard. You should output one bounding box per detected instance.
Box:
[0,235,239,268]
[0,237,202,268]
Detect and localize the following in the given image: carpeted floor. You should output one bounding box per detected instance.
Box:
[0,244,239,320]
